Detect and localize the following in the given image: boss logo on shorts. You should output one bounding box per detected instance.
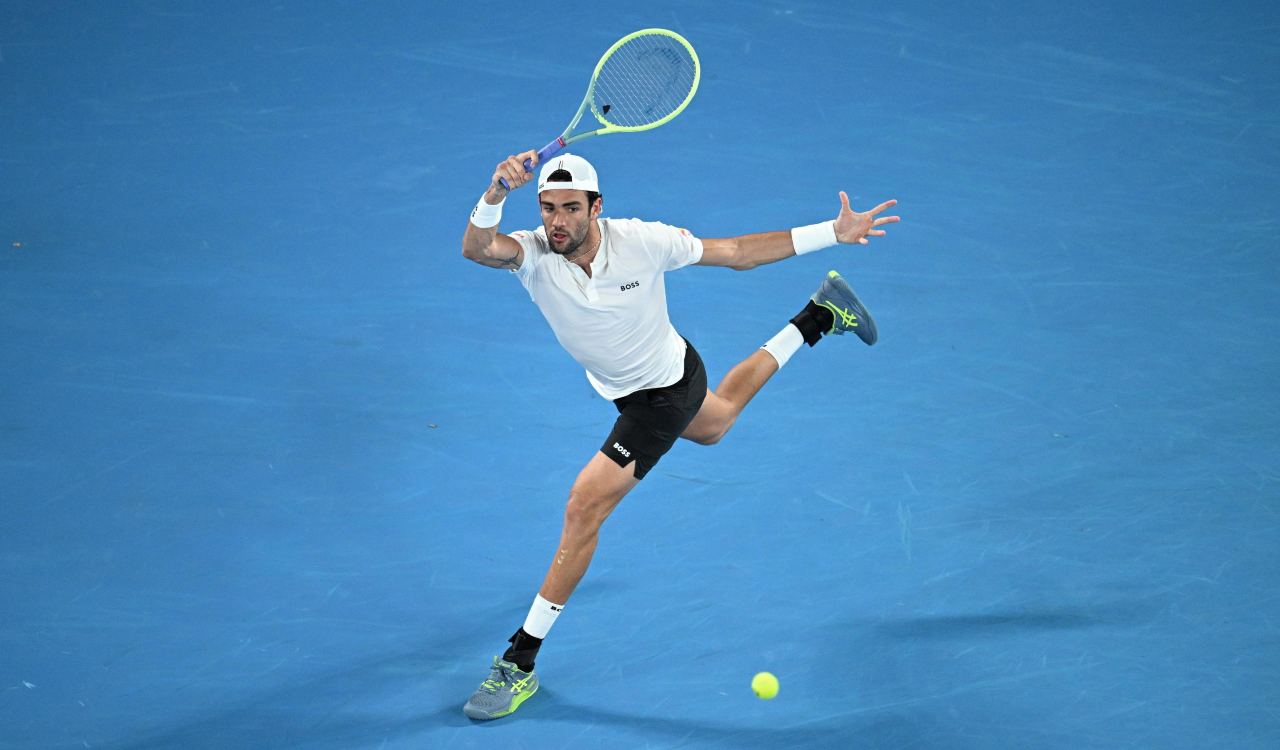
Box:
[620,280,640,292]
[612,442,631,458]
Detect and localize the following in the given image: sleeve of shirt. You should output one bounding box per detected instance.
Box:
[507,228,545,282]
[645,221,704,271]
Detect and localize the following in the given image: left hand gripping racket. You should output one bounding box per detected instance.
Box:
[499,28,700,189]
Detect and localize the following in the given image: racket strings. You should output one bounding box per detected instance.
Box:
[592,34,697,128]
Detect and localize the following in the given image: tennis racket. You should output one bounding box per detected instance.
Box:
[499,28,700,189]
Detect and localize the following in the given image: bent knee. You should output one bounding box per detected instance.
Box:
[690,417,735,446]
[563,490,619,531]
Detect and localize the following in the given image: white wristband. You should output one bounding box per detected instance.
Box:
[470,194,505,228]
[790,220,838,255]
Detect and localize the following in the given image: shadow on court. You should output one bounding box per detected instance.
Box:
[514,688,948,750]
[102,649,451,750]
[868,601,1160,639]
[103,666,935,750]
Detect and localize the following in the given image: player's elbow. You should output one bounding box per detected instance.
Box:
[711,243,753,271]
[461,239,484,262]
[461,225,489,262]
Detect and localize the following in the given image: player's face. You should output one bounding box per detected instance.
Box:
[539,190,598,256]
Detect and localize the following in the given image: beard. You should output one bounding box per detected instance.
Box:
[548,222,590,257]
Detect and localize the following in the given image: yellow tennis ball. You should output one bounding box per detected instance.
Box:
[751,671,779,700]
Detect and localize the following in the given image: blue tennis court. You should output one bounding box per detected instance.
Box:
[2,1,1277,748]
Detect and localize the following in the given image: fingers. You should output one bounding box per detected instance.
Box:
[493,158,515,189]
[848,220,894,247]
[868,199,898,216]
[858,225,892,245]
[494,151,538,191]
[872,215,901,227]
[839,193,900,219]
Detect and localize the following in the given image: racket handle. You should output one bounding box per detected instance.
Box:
[498,137,568,191]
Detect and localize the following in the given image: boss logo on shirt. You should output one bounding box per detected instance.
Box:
[613,442,631,458]
[620,281,640,292]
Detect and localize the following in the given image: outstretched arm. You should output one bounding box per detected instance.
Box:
[697,192,900,270]
[461,150,540,269]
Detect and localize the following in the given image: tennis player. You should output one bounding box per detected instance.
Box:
[460,149,899,719]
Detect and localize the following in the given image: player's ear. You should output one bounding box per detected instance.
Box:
[591,195,603,216]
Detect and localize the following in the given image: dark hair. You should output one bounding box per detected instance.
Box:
[546,168,601,210]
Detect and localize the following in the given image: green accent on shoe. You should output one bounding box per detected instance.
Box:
[817,299,860,333]
[810,270,878,345]
[463,657,540,720]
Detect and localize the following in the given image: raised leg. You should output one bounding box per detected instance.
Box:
[680,348,780,446]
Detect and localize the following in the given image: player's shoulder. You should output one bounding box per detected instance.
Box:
[509,225,548,242]
[507,226,548,275]
[509,226,549,253]
[603,217,692,240]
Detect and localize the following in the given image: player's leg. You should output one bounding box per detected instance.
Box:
[462,452,637,721]
[682,269,876,446]
[504,451,640,673]
[680,349,777,445]
[464,352,704,721]
[539,451,639,604]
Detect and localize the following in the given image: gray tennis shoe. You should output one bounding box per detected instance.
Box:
[462,657,539,720]
[812,270,878,345]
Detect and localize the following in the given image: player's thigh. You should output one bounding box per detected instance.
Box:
[572,450,641,507]
[680,389,732,444]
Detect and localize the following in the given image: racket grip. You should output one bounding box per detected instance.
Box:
[498,137,567,191]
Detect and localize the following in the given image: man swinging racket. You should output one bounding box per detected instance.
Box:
[459,149,900,720]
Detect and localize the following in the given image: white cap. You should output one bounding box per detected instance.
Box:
[537,153,599,194]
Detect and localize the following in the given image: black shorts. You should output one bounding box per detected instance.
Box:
[600,340,708,480]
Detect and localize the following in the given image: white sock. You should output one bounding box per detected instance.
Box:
[521,594,564,639]
[761,323,804,368]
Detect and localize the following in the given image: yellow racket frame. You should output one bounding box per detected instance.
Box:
[502,29,700,188]
[570,28,702,140]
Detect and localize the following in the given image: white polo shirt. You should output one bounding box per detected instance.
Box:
[509,218,704,400]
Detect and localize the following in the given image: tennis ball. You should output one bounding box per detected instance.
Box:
[751,671,779,700]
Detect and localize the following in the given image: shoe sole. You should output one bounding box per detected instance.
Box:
[463,681,539,720]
